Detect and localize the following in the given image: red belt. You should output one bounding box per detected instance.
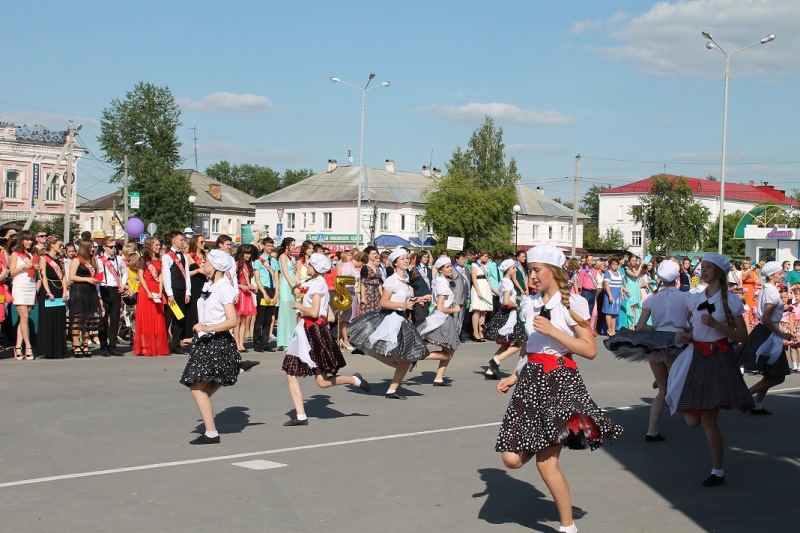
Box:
[527,352,577,372]
[502,306,516,310]
[303,316,326,327]
[692,339,729,357]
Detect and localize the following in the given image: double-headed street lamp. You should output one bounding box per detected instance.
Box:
[512,204,521,250]
[702,30,775,254]
[330,73,390,249]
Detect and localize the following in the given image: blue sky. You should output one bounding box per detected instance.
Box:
[2,0,798,204]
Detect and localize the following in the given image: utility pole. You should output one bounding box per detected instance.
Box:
[641,209,648,258]
[571,154,580,258]
[123,151,130,241]
[63,121,76,243]
[369,202,379,245]
[191,126,198,170]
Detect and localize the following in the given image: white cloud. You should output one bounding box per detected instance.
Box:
[571,11,631,35]
[506,143,564,155]
[580,0,800,78]
[177,92,273,113]
[416,102,576,126]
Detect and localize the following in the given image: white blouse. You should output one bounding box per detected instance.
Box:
[301,277,330,318]
[520,293,590,355]
[431,276,454,308]
[756,283,782,324]
[499,278,515,304]
[383,272,412,303]
[641,286,690,330]
[688,289,745,342]
[198,278,238,329]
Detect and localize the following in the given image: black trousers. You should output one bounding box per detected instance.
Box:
[99,286,122,348]
[253,300,277,348]
[166,289,188,349]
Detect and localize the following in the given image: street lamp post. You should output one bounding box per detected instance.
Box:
[122,140,144,241]
[512,204,521,250]
[330,73,390,249]
[702,30,775,254]
[188,195,197,233]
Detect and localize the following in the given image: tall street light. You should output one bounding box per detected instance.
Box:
[188,195,197,233]
[512,204,521,250]
[702,30,775,254]
[330,73,390,249]
[123,140,145,241]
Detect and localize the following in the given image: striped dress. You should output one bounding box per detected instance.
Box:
[602,269,623,316]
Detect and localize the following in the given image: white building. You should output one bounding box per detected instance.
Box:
[252,159,585,252]
[598,175,800,256]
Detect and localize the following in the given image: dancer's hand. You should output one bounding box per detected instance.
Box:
[497,374,517,393]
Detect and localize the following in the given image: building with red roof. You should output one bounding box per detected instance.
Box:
[597,174,799,256]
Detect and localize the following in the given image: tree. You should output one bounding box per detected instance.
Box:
[702,210,746,256]
[553,198,574,210]
[205,161,281,198]
[596,228,626,250]
[98,82,192,236]
[630,174,710,254]
[282,168,314,188]
[422,116,520,251]
[580,184,610,249]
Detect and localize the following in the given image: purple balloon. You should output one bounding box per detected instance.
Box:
[126,217,145,238]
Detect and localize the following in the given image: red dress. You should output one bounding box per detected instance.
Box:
[134,258,170,356]
[236,264,256,316]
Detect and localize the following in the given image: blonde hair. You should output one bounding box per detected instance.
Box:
[548,264,590,328]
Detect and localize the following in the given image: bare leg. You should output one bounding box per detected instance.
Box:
[648,360,669,435]
[190,381,217,433]
[286,374,305,417]
[501,450,534,469]
[749,374,786,405]
[314,372,356,388]
[428,347,454,382]
[389,361,411,391]
[535,444,573,528]
[16,305,32,351]
[471,311,482,339]
[606,314,616,336]
[700,409,723,469]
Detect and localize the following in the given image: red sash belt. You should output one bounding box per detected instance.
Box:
[303,316,326,327]
[692,338,729,357]
[502,306,516,310]
[527,352,577,372]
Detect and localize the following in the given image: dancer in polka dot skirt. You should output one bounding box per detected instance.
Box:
[495,244,622,533]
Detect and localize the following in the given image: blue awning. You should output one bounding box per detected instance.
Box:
[410,237,438,247]
[374,234,412,247]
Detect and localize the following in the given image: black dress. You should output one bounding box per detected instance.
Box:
[70,262,101,335]
[37,260,69,358]
[186,262,205,335]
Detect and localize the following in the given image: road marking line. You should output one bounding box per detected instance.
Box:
[232,460,288,470]
[0,422,500,489]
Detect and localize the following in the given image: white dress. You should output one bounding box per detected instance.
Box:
[11,252,37,306]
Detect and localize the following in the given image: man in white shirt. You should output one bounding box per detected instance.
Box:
[98,236,129,356]
[162,231,191,354]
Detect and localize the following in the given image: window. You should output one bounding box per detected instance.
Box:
[323,212,332,229]
[246,219,255,225]
[211,218,220,233]
[89,217,95,231]
[532,225,539,240]
[617,206,624,221]
[415,215,422,231]
[400,215,406,231]
[561,226,567,240]
[4,170,19,198]
[631,231,642,247]
[302,212,307,229]
[45,181,59,201]
[286,213,296,230]
[548,226,553,240]
[380,213,389,231]
[98,216,104,229]
[310,213,316,225]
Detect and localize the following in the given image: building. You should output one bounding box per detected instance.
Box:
[0,123,86,230]
[77,192,125,240]
[179,169,257,243]
[598,175,800,256]
[252,159,585,252]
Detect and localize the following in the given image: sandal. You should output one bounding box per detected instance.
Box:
[25,348,34,360]
[81,344,92,358]
[72,346,84,358]
[14,347,23,360]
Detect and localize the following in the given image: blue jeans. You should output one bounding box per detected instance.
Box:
[581,289,596,316]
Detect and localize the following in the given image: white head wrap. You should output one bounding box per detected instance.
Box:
[701,252,731,273]
[309,252,332,274]
[208,249,233,272]
[526,244,566,268]
[388,247,408,264]
[761,261,782,278]
[433,256,451,270]
[499,259,516,273]
[657,259,680,282]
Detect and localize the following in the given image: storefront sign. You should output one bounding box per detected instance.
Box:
[31,164,40,207]
[305,233,363,243]
[766,226,794,239]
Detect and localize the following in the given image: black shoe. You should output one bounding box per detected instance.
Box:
[488,358,500,373]
[283,418,308,426]
[645,433,666,442]
[384,392,407,400]
[702,474,725,487]
[240,360,261,372]
[750,408,772,415]
[238,348,249,353]
[484,372,499,380]
[99,347,110,357]
[253,347,265,353]
[266,347,277,352]
[432,380,452,387]
[190,434,220,445]
[351,348,363,355]
[652,380,658,389]
[109,346,123,356]
[171,347,186,355]
[409,361,417,372]
[354,372,371,393]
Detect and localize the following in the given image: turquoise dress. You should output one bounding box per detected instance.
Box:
[619,268,642,329]
[277,254,297,350]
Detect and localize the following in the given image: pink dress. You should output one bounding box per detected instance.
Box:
[236,264,256,316]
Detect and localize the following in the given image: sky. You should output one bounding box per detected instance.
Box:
[2,0,799,205]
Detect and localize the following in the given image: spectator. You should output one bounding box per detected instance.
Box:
[69,239,102,358]
[133,237,170,356]
[253,237,279,352]
[579,254,598,317]
[38,237,68,359]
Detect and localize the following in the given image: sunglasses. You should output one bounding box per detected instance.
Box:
[37,234,47,238]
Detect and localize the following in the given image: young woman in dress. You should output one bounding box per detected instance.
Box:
[665,253,754,487]
[282,253,371,426]
[737,261,792,415]
[359,246,383,314]
[277,238,298,351]
[622,255,645,329]
[179,250,245,444]
[602,256,626,336]
[68,239,102,358]
[415,256,462,386]
[496,244,622,533]
[483,259,526,379]
[134,237,170,356]
[8,231,38,360]
[234,244,257,352]
[470,250,493,341]
[348,248,430,399]
[185,235,208,337]
[38,237,69,359]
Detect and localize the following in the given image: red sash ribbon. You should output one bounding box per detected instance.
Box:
[303,316,326,327]
[692,338,729,357]
[100,255,123,289]
[44,255,64,280]
[527,352,577,372]
[166,250,187,280]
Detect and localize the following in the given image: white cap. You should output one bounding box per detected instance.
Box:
[309,252,332,274]
[762,261,782,277]
[701,252,731,274]
[499,259,516,273]
[526,244,566,268]
[183,227,194,234]
[389,247,408,264]
[433,256,451,270]
[657,259,680,282]
[208,249,233,272]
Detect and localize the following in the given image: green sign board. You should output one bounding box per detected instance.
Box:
[129,191,140,209]
[305,233,365,243]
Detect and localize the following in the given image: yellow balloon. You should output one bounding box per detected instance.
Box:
[333,276,355,312]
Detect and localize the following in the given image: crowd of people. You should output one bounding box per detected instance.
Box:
[4,225,800,533]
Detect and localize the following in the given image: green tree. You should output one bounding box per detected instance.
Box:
[702,210,746,256]
[422,116,520,251]
[282,168,314,188]
[579,184,610,249]
[205,161,281,198]
[98,82,192,236]
[596,228,626,250]
[630,174,710,254]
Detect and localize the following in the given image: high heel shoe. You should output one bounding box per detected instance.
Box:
[14,347,23,360]
[25,348,34,360]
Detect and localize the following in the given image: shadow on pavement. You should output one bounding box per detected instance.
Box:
[284,394,369,420]
[193,405,264,435]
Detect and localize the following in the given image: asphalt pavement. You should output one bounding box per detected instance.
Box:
[0,336,798,532]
